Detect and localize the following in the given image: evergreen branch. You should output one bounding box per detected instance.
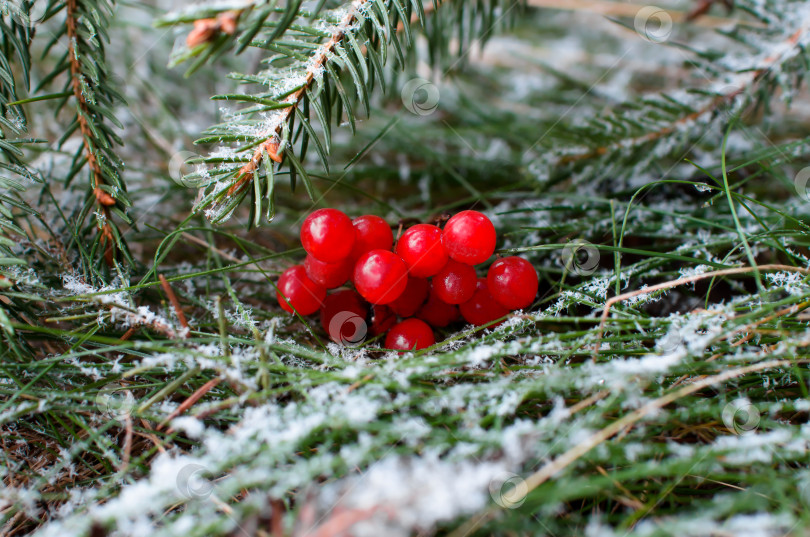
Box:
[0,6,37,335]
[37,0,135,269]
[65,0,116,264]
[225,0,371,198]
[225,0,439,198]
[559,22,810,167]
[161,0,516,225]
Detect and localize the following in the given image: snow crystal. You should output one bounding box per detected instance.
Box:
[171,416,206,439]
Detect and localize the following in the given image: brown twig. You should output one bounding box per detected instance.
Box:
[303,506,389,537]
[594,264,810,358]
[159,274,190,332]
[718,300,810,345]
[686,0,733,22]
[270,498,285,537]
[119,326,138,342]
[65,0,116,265]
[449,358,805,537]
[158,377,222,431]
[190,396,241,420]
[120,412,133,471]
[138,418,167,453]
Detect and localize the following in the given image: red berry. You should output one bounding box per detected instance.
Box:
[369,304,397,336]
[300,209,355,263]
[276,265,326,315]
[395,224,448,277]
[433,259,477,304]
[459,278,509,327]
[350,215,393,261]
[442,210,496,265]
[487,256,538,310]
[304,254,353,289]
[320,290,368,345]
[416,284,460,328]
[353,249,409,305]
[388,277,429,317]
[385,318,435,352]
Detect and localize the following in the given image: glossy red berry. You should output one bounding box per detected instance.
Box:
[395,224,448,277]
[368,304,397,336]
[350,215,393,261]
[459,278,509,327]
[300,208,355,263]
[442,210,496,265]
[487,256,538,310]
[304,254,353,289]
[433,260,477,304]
[353,249,409,305]
[276,265,326,315]
[385,318,435,352]
[320,290,368,345]
[416,284,460,328]
[388,277,429,317]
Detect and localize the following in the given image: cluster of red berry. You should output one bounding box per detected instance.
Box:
[276,208,539,351]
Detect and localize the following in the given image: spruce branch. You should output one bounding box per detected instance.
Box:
[225,0,441,198]
[161,0,516,226]
[65,0,115,263]
[54,0,132,267]
[0,8,38,335]
[559,21,810,167]
[65,0,113,197]
[225,0,372,198]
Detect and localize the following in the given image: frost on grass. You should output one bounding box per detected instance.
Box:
[31,271,810,536]
[10,0,810,535]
